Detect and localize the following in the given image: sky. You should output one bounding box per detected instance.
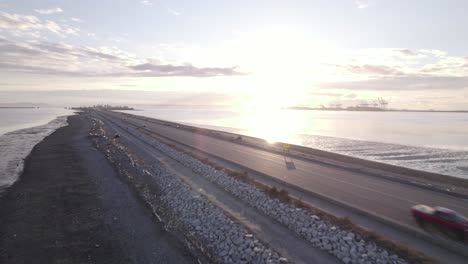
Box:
[0,0,468,109]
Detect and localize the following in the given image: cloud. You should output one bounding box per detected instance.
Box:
[70,17,83,23]
[34,8,63,15]
[115,84,137,87]
[166,7,180,16]
[142,1,181,16]
[130,62,243,77]
[356,0,369,9]
[416,54,468,76]
[328,48,468,80]
[309,91,343,97]
[0,12,41,30]
[0,89,237,106]
[322,74,468,91]
[398,49,417,56]
[140,1,153,6]
[0,37,244,78]
[318,47,468,93]
[344,64,403,76]
[308,91,358,99]
[0,11,79,37]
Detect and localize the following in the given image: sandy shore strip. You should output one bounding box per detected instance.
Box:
[0,115,196,264]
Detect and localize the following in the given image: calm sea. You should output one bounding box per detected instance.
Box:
[0,108,73,192]
[0,108,73,135]
[121,107,468,178]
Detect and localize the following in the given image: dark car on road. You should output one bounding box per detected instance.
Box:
[411,205,468,241]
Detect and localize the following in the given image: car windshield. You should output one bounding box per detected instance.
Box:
[453,212,467,223]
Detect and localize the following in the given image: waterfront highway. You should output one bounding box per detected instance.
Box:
[101,110,468,260]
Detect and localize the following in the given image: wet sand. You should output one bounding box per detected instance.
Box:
[0,114,196,263]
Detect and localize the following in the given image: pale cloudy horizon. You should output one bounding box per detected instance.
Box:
[1,0,468,110]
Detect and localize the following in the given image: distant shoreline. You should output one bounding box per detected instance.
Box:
[0,106,37,109]
[285,106,468,113]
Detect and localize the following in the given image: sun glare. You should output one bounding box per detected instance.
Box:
[242,108,304,144]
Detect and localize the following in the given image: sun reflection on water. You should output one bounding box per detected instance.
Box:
[239,108,306,144]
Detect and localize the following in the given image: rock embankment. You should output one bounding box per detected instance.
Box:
[123,124,408,264]
[91,118,289,264]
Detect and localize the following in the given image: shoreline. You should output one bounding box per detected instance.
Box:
[0,116,70,193]
[285,106,468,113]
[0,114,196,263]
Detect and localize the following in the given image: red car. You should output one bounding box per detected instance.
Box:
[411,205,468,241]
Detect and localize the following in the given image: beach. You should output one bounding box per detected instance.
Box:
[0,115,196,263]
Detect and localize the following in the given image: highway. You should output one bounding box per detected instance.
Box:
[102,110,468,257]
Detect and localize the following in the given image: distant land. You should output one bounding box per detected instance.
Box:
[0,106,37,109]
[286,106,468,113]
[0,102,57,108]
[73,104,135,111]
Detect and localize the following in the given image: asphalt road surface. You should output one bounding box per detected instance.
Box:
[103,111,468,236]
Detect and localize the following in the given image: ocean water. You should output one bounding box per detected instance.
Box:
[121,107,468,178]
[0,108,73,192]
[0,108,72,136]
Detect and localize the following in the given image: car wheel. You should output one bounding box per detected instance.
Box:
[416,217,425,228]
[456,231,465,242]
